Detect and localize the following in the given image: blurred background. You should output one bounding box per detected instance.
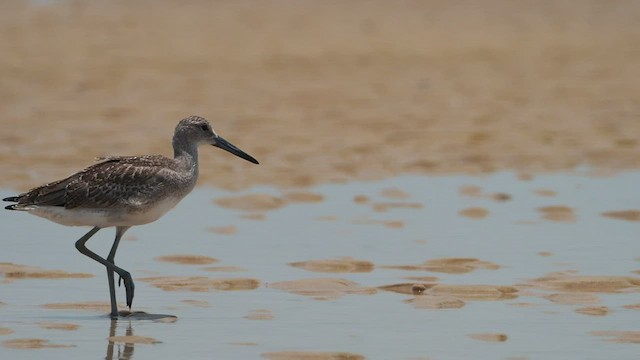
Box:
[1,0,639,190]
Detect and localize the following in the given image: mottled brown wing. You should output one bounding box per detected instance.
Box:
[9,155,176,209]
[63,155,175,209]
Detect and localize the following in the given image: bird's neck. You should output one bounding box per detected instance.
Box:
[172,136,199,178]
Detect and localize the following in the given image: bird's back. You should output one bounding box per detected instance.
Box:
[4,154,192,211]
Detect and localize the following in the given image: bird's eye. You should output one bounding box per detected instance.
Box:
[200,124,208,132]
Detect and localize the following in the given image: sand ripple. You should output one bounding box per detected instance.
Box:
[383,258,500,274]
[289,257,374,273]
[527,273,640,293]
[537,205,576,222]
[2,338,74,349]
[405,296,465,309]
[425,284,518,301]
[459,207,489,219]
[591,331,640,344]
[41,301,124,313]
[575,306,609,316]
[38,322,80,331]
[468,333,508,342]
[154,255,218,265]
[0,262,92,281]
[270,278,376,300]
[108,335,160,344]
[140,276,260,291]
[601,210,640,221]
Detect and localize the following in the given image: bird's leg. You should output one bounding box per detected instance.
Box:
[106,226,130,318]
[75,227,136,315]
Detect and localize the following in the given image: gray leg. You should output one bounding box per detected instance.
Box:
[75,227,135,316]
[106,226,131,318]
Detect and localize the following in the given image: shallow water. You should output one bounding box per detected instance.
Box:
[1,171,639,359]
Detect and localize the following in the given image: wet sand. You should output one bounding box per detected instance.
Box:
[0,1,639,191]
[0,172,639,358]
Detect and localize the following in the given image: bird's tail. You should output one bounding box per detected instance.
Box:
[3,196,22,210]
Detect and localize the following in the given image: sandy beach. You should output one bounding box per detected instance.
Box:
[0,0,639,190]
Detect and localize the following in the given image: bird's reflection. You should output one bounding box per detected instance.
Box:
[104,312,176,360]
[105,319,135,360]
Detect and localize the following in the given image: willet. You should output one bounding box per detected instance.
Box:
[3,115,258,318]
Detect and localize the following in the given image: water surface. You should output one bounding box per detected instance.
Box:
[1,171,639,359]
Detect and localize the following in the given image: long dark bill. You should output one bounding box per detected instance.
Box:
[213,136,259,164]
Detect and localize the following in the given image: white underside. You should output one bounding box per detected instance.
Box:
[24,196,184,228]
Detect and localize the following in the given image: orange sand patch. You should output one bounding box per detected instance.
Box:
[0,2,639,191]
[591,331,640,344]
[537,205,576,222]
[140,276,260,292]
[383,257,501,274]
[154,255,218,265]
[215,194,285,212]
[262,351,365,360]
[491,193,512,202]
[468,333,508,342]
[426,284,518,301]
[353,195,370,204]
[38,322,80,331]
[601,210,640,222]
[283,192,324,203]
[372,202,423,212]
[108,336,161,344]
[201,266,246,272]
[623,303,640,310]
[378,283,437,296]
[270,278,376,300]
[207,225,238,235]
[543,293,600,305]
[459,207,489,219]
[459,186,511,202]
[41,301,122,313]
[181,299,211,308]
[382,283,517,301]
[0,328,14,336]
[0,262,93,280]
[575,306,609,316]
[245,309,274,320]
[289,257,375,273]
[537,251,553,257]
[380,188,410,199]
[405,295,466,309]
[527,273,640,293]
[2,338,74,349]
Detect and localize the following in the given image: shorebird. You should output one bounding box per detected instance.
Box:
[3,115,258,318]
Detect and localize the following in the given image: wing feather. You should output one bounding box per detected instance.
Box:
[5,155,179,210]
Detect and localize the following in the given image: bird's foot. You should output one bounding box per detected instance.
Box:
[116,270,135,308]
